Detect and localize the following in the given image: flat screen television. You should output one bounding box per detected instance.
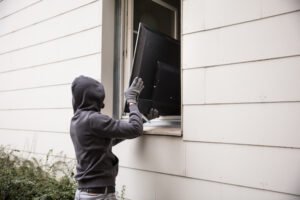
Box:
[125,23,180,117]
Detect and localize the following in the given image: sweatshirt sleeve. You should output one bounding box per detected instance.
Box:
[112,138,124,146]
[89,104,143,139]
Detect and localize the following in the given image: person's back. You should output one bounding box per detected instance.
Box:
[70,75,144,199]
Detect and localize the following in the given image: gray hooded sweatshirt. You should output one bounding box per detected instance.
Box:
[70,76,143,189]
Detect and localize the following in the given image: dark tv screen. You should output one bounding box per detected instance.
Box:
[125,23,180,117]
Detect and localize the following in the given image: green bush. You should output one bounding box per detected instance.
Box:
[0,146,76,200]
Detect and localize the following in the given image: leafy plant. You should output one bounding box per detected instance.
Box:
[116,185,127,200]
[0,146,76,200]
[120,185,126,200]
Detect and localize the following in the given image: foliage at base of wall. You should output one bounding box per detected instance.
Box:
[0,146,76,200]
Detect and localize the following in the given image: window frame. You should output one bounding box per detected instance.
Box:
[113,0,182,136]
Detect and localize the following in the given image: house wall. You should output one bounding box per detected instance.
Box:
[113,0,300,199]
[0,0,102,157]
[0,0,300,200]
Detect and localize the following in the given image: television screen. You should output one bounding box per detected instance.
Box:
[125,23,180,117]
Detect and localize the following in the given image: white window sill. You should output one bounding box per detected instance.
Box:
[122,115,182,136]
[143,126,181,136]
[143,116,181,136]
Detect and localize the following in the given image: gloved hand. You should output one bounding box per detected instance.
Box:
[125,77,144,104]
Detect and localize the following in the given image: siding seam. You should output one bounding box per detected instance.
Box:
[182,140,300,150]
[0,0,42,21]
[182,9,300,36]
[2,147,74,159]
[118,166,300,197]
[183,100,300,106]
[0,0,100,38]
[0,52,100,74]
[0,77,101,92]
[0,25,102,56]
[0,83,72,93]
[0,128,68,134]
[0,107,72,111]
[182,54,300,70]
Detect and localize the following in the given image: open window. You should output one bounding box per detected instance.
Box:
[114,0,181,136]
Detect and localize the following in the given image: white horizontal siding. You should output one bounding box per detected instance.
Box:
[0,0,98,37]
[0,0,102,193]
[186,142,300,195]
[0,129,36,152]
[0,0,103,160]
[205,57,300,103]
[0,54,101,91]
[0,129,74,158]
[0,27,101,72]
[181,0,300,198]
[182,0,205,34]
[262,0,300,17]
[182,68,205,104]
[113,135,186,176]
[117,167,156,200]
[204,0,261,30]
[183,56,300,104]
[183,103,300,148]
[0,109,72,132]
[182,12,300,68]
[0,0,40,19]
[183,29,220,68]
[182,0,300,34]
[0,85,71,109]
[34,131,75,157]
[117,167,300,200]
[0,1,102,54]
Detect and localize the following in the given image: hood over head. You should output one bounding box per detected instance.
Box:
[71,76,105,113]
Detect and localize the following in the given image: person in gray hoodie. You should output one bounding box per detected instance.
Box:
[70,75,146,200]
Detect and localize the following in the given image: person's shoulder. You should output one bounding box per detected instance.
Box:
[88,112,116,131]
[88,111,112,122]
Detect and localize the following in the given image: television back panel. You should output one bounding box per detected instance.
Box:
[152,61,181,115]
[126,23,180,116]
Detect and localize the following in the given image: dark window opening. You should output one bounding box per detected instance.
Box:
[133,0,180,45]
[124,0,181,121]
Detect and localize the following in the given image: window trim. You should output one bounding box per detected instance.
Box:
[152,0,179,39]
[113,0,182,136]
